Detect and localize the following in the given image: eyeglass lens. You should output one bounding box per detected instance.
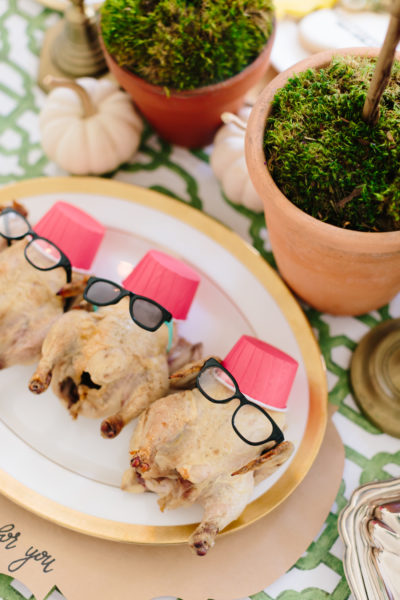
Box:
[25,239,62,270]
[85,280,122,304]
[197,366,236,401]
[0,210,30,239]
[131,298,164,330]
[233,404,274,444]
[85,280,166,331]
[198,363,276,444]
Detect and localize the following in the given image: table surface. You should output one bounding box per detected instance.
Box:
[1,2,400,599]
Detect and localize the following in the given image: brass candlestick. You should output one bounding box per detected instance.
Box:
[351,318,400,438]
[38,0,108,92]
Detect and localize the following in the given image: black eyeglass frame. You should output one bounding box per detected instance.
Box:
[83,276,173,332]
[196,357,285,447]
[0,207,72,284]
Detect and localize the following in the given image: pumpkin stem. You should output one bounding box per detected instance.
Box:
[221,112,247,131]
[43,75,97,117]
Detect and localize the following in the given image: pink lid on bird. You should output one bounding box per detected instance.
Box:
[123,249,200,320]
[222,335,299,411]
[34,201,105,270]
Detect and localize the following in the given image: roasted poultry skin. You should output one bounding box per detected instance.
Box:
[0,239,86,369]
[123,357,294,556]
[29,298,202,438]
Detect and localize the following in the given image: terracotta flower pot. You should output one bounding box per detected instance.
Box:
[245,47,400,316]
[100,27,275,149]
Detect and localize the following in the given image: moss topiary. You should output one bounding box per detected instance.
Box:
[100,0,274,91]
[263,56,400,233]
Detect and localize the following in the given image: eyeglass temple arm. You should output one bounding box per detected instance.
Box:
[165,319,174,352]
[64,263,72,284]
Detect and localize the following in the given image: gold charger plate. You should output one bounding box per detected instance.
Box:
[0,177,327,545]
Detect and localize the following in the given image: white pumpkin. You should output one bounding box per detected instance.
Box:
[40,76,143,175]
[210,106,263,212]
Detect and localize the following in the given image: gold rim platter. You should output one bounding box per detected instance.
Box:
[0,176,328,545]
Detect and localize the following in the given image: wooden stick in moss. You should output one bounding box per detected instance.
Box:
[362,0,400,125]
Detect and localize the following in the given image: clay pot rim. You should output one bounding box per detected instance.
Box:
[245,46,400,246]
[100,19,276,99]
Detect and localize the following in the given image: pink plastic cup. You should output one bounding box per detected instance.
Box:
[222,335,299,410]
[34,201,105,270]
[123,249,200,319]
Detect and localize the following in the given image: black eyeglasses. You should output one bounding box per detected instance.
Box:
[0,207,72,283]
[196,357,284,447]
[83,277,173,333]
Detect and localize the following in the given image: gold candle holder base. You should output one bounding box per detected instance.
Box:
[351,318,400,438]
[38,0,111,93]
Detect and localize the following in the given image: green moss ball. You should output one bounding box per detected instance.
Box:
[264,56,400,233]
[100,0,274,91]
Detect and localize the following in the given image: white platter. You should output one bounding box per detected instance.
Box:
[0,177,327,544]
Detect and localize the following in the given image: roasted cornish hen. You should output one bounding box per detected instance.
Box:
[0,239,90,369]
[29,301,202,437]
[0,200,101,369]
[29,249,202,438]
[123,338,298,556]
